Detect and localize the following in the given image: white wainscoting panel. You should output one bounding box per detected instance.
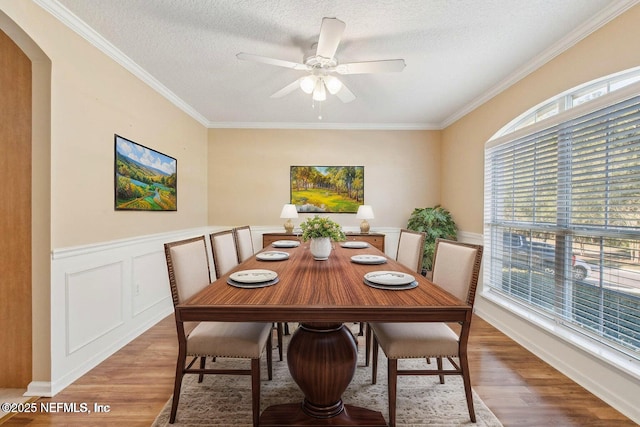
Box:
[66,262,124,354]
[45,227,212,397]
[132,250,171,316]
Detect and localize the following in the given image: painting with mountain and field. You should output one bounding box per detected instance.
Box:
[115,135,177,211]
[290,166,364,213]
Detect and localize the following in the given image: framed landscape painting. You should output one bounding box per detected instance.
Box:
[114,135,177,211]
[290,166,364,213]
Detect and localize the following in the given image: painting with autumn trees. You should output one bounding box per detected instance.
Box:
[115,135,177,211]
[290,166,364,213]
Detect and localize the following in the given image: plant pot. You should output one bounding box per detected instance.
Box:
[310,237,332,260]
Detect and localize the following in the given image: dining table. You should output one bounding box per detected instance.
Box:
[175,237,472,426]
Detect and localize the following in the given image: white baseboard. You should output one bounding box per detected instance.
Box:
[475,294,640,424]
[24,381,52,397]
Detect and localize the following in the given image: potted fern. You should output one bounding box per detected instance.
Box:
[407,205,457,273]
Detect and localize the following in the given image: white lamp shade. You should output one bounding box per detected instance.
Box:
[300,75,316,94]
[312,79,326,101]
[356,205,374,219]
[280,204,299,219]
[324,75,343,95]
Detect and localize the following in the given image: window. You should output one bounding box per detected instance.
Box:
[494,67,640,138]
[484,74,640,362]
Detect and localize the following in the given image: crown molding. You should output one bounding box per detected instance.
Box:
[440,0,640,129]
[207,121,440,130]
[36,0,638,132]
[34,0,210,127]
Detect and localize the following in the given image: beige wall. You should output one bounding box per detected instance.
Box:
[1,0,209,249]
[208,129,441,230]
[441,4,640,233]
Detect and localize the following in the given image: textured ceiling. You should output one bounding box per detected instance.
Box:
[46,0,636,128]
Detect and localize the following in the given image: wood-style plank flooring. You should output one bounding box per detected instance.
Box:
[3,315,636,426]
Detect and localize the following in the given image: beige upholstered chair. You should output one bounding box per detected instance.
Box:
[363,228,427,367]
[210,229,240,278]
[234,225,255,262]
[164,236,273,426]
[370,239,483,426]
[395,228,427,273]
[233,225,286,361]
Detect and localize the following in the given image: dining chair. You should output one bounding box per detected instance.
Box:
[210,229,240,278]
[369,238,483,426]
[233,225,286,361]
[363,228,427,367]
[395,228,427,273]
[164,235,273,426]
[233,225,255,262]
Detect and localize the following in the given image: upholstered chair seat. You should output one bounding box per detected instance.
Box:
[187,321,273,358]
[369,322,460,359]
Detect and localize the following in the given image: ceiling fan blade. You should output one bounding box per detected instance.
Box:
[270,79,302,98]
[334,82,356,103]
[334,59,406,74]
[236,52,310,71]
[315,18,346,59]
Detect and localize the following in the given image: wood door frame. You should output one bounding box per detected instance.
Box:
[0,11,52,393]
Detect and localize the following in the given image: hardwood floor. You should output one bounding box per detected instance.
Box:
[3,315,635,426]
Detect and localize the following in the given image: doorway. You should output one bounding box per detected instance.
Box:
[0,27,32,389]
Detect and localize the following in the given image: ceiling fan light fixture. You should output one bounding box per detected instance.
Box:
[324,75,343,95]
[238,18,405,111]
[300,75,316,94]
[312,79,326,101]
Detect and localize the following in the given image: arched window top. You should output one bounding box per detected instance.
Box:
[490,66,640,140]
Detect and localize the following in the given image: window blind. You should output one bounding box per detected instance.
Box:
[485,91,640,358]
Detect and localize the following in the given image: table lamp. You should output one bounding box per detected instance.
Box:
[356,205,374,234]
[280,204,298,233]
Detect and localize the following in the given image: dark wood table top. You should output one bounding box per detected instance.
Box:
[176,241,470,324]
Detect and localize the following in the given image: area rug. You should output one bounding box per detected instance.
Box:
[153,331,502,427]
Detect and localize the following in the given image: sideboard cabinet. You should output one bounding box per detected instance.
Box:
[262,232,385,253]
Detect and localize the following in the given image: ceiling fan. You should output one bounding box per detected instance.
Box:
[236,17,406,105]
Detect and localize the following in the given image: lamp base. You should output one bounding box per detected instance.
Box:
[284,219,294,234]
[359,220,370,234]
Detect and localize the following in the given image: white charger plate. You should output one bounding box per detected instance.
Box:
[351,255,387,265]
[227,277,279,288]
[256,251,290,261]
[364,271,416,286]
[229,269,278,283]
[340,241,369,249]
[364,279,418,291]
[272,240,300,248]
